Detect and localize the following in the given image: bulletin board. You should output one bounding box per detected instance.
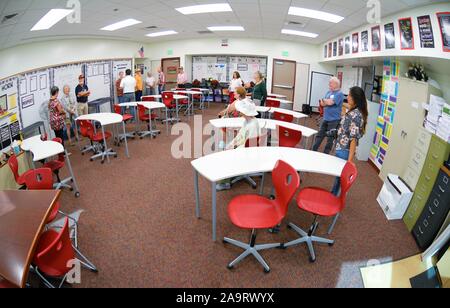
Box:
[192,56,228,82]
[370,59,400,169]
[53,63,84,97]
[86,61,112,112]
[112,59,132,99]
[228,56,268,83]
[0,77,21,151]
[18,69,51,134]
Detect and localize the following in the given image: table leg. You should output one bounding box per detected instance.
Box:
[165,108,169,135]
[65,149,80,197]
[101,126,110,164]
[194,170,200,218]
[212,181,217,242]
[176,99,180,121]
[122,122,130,158]
[260,172,265,196]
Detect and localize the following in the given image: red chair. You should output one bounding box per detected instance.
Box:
[265,99,280,108]
[282,162,358,262]
[77,120,95,155]
[274,111,294,123]
[32,218,97,288]
[83,121,115,164]
[41,138,70,191]
[114,104,135,145]
[162,92,178,124]
[8,154,27,188]
[224,160,300,273]
[137,104,158,139]
[277,125,302,148]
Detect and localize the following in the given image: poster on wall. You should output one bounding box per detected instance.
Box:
[384,23,396,49]
[437,12,450,52]
[333,41,337,57]
[399,17,415,50]
[345,36,351,54]
[338,38,344,56]
[361,30,369,52]
[371,26,381,51]
[417,15,435,48]
[352,33,359,53]
[0,78,21,150]
[328,42,332,57]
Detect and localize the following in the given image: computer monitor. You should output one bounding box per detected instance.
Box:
[0,95,7,113]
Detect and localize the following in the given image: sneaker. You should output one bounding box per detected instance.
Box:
[216,183,231,191]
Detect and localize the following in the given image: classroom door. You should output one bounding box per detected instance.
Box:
[272,59,296,101]
[162,58,180,90]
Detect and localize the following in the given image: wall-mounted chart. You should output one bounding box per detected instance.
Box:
[0,77,21,151]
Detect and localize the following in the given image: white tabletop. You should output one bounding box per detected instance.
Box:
[255,107,308,119]
[139,102,166,110]
[268,94,287,99]
[173,90,203,95]
[119,102,139,108]
[209,118,317,138]
[21,136,64,162]
[76,113,123,126]
[143,95,188,100]
[192,147,346,182]
[267,98,293,104]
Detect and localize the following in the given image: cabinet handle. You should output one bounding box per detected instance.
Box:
[418,226,424,234]
[429,207,435,215]
[425,175,431,181]
[434,199,440,207]
[439,185,445,193]
[432,154,439,159]
[417,195,423,200]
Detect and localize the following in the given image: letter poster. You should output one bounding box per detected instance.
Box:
[372,26,381,51]
[384,23,396,49]
[399,17,414,50]
[437,12,450,52]
[417,15,435,48]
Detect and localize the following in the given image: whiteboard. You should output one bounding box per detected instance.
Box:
[192,56,228,82]
[86,61,112,112]
[19,69,51,133]
[309,72,333,109]
[53,64,83,98]
[228,56,267,84]
[337,66,362,95]
[112,59,132,101]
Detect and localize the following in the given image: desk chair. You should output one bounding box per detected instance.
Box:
[192,88,206,109]
[266,99,281,108]
[277,125,302,148]
[274,111,294,123]
[137,104,158,139]
[113,104,135,145]
[84,121,116,164]
[231,135,267,189]
[8,154,27,189]
[32,218,97,289]
[162,92,177,125]
[224,160,300,273]
[174,91,190,115]
[77,120,96,155]
[281,162,357,262]
[23,167,79,247]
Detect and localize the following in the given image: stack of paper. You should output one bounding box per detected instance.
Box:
[436,104,450,143]
[425,95,446,134]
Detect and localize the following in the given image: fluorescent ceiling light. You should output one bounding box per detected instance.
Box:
[146,30,178,37]
[288,7,344,23]
[176,3,232,15]
[208,26,244,32]
[282,29,319,38]
[101,19,142,31]
[31,9,73,31]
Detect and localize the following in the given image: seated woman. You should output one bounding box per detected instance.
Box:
[216,99,260,191]
[218,86,248,118]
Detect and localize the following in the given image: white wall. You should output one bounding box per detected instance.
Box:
[322,3,450,62]
[0,38,143,79]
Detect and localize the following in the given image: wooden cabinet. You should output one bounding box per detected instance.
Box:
[404,136,450,231]
[380,78,442,181]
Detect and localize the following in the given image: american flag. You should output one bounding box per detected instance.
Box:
[138,46,145,58]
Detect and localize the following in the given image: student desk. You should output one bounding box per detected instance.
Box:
[255,106,308,125]
[268,94,287,99]
[191,147,346,241]
[88,97,110,113]
[21,136,80,197]
[0,190,61,288]
[142,95,189,123]
[76,113,130,163]
[266,98,294,110]
[173,90,205,114]
[119,102,166,136]
[209,118,318,149]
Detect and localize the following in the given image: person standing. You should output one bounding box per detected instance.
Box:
[157,66,166,94]
[116,71,125,104]
[60,85,78,146]
[177,67,188,89]
[312,77,344,154]
[75,75,90,115]
[48,86,66,145]
[145,72,156,96]
[331,86,368,195]
[251,71,267,106]
[135,69,143,102]
[229,71,243,103]
[120,69,137,118]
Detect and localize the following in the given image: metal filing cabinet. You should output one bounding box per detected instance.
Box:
[403,128,432,190]
[403,135,450,231]
[412,166,450,250]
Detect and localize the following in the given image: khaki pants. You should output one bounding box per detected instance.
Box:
[77,103,88,116]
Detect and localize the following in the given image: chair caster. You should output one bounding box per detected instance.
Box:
[114,154,118,158]
[287,224,292,230]
[328,241,335,247]
[252,184,257,190]
[91,268,99,273]
[269,195,275,200]
[277,243,286,250]
[75,192,81,198]
[264,268,271,274]
[90,158,93,162]
[82,153,85,156]
[70,187,74,192]
[222,239,227,245]
[309,257,316,263]
[227,265,234,270]
[101,160,105,164]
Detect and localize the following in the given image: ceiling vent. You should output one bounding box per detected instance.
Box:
[198,30,213,35]
[143,26,158,30]
[286,21,305,27]
[1,13,20,25]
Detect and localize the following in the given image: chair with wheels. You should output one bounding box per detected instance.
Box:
[113,104,135,145]
[224,160,300,273]
[84,121,116,164]
[77,120,96,155]
[281,162,358,262]
[162,92,178,124]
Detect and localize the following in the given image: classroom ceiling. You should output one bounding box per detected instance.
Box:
[0,0,444,51]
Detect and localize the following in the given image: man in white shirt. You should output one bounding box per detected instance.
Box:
[120,69,137,118]
[145,72,156,96]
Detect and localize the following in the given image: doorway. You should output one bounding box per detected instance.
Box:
[271,59,296,101]
[162,57,180,90]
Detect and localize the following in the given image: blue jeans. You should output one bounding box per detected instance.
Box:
[331,149,349,196]
[123,93,136,119]
[158,85,165,94]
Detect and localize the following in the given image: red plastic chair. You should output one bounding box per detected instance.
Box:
[282,162,358,262]
[277,125,302,148]
[8,154,27,188]
[42,138,66,185]
[162,92,177,124]
[274,111,294,123]
[84,121,114,164]
[77,120,95,155]
[114,104,133,122]
[191,88,202,102]
[141,96,155,102]
[224,160,300,273]
[266,99,280,108]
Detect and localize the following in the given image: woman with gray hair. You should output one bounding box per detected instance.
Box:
[251,71,267,107]
[60,84,78,145]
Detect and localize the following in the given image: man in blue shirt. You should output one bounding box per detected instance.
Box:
[312,77,344,154]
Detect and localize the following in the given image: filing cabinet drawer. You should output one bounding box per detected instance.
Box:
[414,129,432,152]
[409,148,427,172]
[404,166,420,190]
